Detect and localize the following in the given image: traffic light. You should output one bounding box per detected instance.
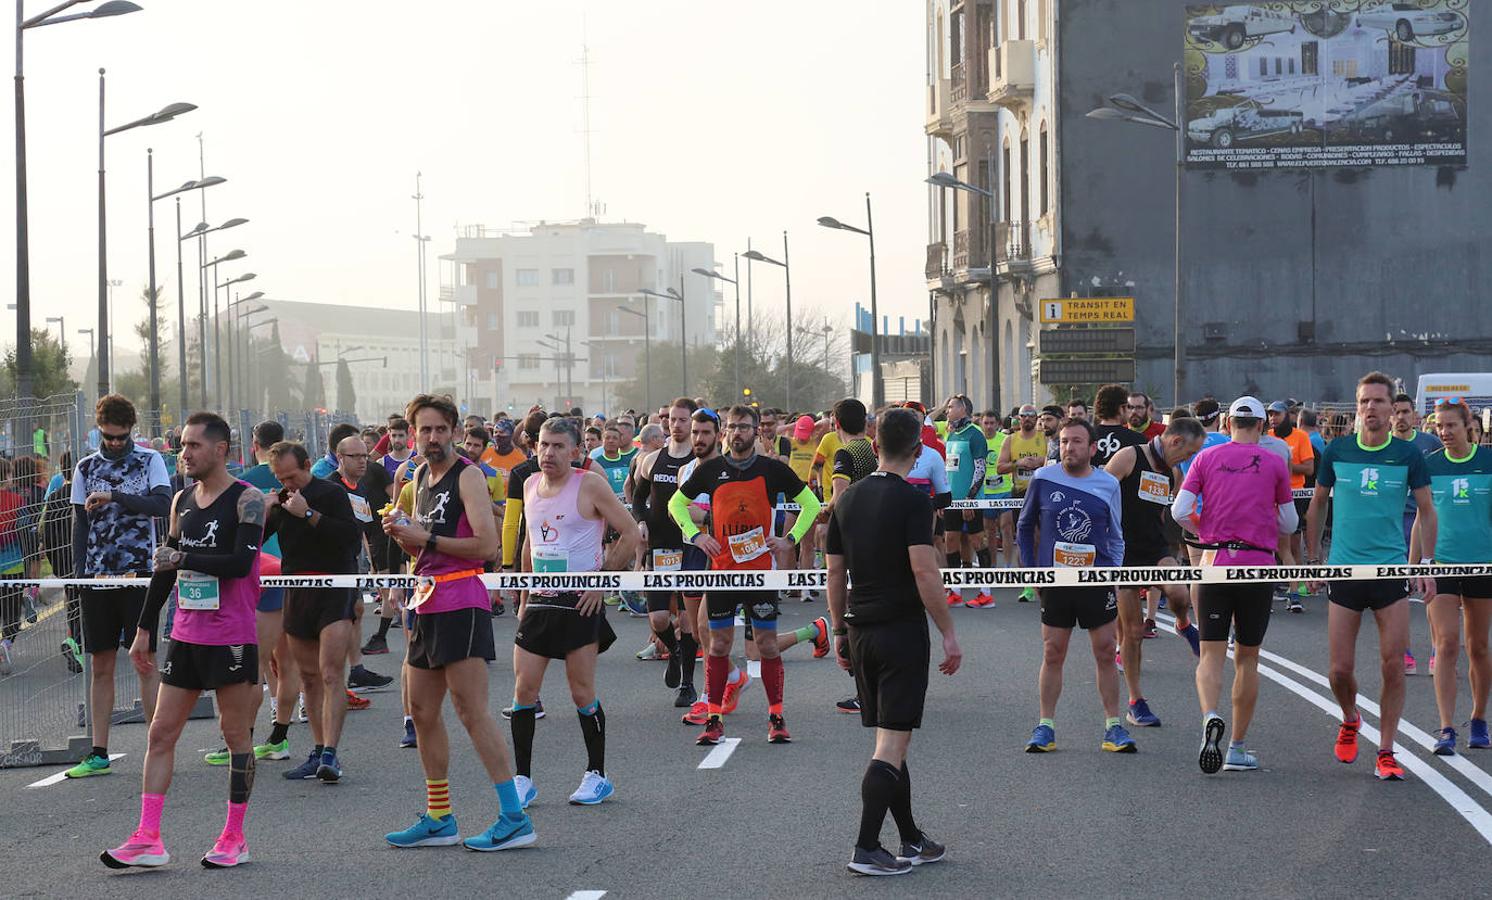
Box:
[743,387,752,398]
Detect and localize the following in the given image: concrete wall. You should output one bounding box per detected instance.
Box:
[1058,0,1486,406]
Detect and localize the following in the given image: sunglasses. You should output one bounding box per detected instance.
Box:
[1436,396,1466,407]
[99,430,132,444]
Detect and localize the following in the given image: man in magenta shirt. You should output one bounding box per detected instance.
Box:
[1171,397,1295,776]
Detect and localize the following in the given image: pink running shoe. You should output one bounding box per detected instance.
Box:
[1404,652,1418,676]
[100,830,170,869]
[201,832,249,868]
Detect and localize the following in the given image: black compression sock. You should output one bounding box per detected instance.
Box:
[977,548,991,568]
[268,721,290,745]
[857,759,900,851]
[376,616,392,639]
[510,706,537,777]
[889,761,922,844]
[677,633,698,686]
[653,624,678,656]
[946,552,961,569]
[229,752,255,804]
[577,701,606,775]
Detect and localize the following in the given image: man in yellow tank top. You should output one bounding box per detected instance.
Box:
[998,405,1050,601]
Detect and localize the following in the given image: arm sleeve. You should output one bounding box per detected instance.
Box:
[71,504,88,573]
[501,499,524,567]
[1277,501,1299,534]
[667,488,699,541]
[181,523,261,579]
[967,455,987,499]
[1104,488,1126,568]
[1016,488,1038,567]
[1171,489,1198,526]
[786,486,820,544]
[138,546,179,633]
[111,484,172,518]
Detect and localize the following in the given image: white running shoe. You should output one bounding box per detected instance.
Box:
[567,770,615,805]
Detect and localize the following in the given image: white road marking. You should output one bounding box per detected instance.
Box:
[746,659,761,679]
[697,737,741,769]
[565,892,607,900]
[28,753,125,788]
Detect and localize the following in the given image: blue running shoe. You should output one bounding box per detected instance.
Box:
[399,720,418,749]
[463,813,536,852]
[1126,698,1161,728]
[1470,718,1490,750]
[1433,727,1457,757]
[1178,623,1201,657]
[1199,714,1226,774]
[1223,746,1260,772]
[620,591,648,616]
[386,813,460,848]
[567,770,614,805]
[514,774,537,809]
[1025,723,1056,753]
[283,748,321,780]
[316,753,342,783]
[1102,724,1137,753]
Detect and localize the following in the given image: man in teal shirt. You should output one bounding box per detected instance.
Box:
[589,423,632,500]
[941,395,987,606]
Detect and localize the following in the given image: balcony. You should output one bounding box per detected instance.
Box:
[988,40,1035,109]
[994,220,1032,272]
[925,242,948,281]
[950,229,990,283]
[951,62,968,105]
[925,77,952,136]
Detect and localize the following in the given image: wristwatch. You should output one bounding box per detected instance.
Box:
[302,507,313,520]
[425,534,439,553]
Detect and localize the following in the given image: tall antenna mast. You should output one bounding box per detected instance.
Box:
[580,37,594,218]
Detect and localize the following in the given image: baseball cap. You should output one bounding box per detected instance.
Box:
[793,415,815,441]
[1266,400,1289,414]
[1229,396,1266,419]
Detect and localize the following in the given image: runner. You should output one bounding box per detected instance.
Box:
[65,395,172,780]
[100,412,264,869]
[997,404,1049,604]
[1392,392,1443,674]
[1092,384,1145,469]
[1172,398,1295,773]
[383,393,536,851]
[330,433,396,692]
[1104,418,1206,727]
[588,423,632,500]
[941,395,988,607]
[1415,398,1492,754]
[1128,392,1166,440]
[1268,401,1316,610]
[381,417,418,481]
[1018,418,1133,754]
[512,416,641,806]
[826,407,961,877]
[979,410,1014,574]
[265,441,362,783]
[669,405,821,746]
[1306,371,1437,781]
[1066,398,1089,422]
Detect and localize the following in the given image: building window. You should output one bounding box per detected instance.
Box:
[1002,142,1012,222]
[517,311,539,327]
[1301,41,1318,76]
[553,310,575,327]
[552,268,575,285]
[1017,0,1027,40]
[517,354,539,371]
[485,271,499,290]
[516,268,539,287]
[1260,57,1268,78]
[602,269,616,293]
[488,312,500,329]
[1039,122,1049,217]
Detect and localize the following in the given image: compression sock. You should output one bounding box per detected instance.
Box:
[138,792,165,837]
[92,745,107,760]
[706,654,729,717]
[889,762,922,845]
[857,760,900,851]
[510,704,537,777]
[677,633,699,686]
[761,656,784,716]
[425,779,451,820]
[495,779,523,818]
[223,801,247,839]
[946,552,961,569]
[653,623,678,656]
[228,752,255,804]
[376,616,393,639]
[268,721,290,745]
[577,700,606,775]
[977,548,992,568]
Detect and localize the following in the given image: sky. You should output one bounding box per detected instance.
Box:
[0,0,930,368]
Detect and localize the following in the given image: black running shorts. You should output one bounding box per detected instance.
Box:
[1198,582,1273,647]
[514,593,616,660]
[1434,575,1492,600]
[80,586,156,654]
[1039,586,1118,630]
[282,587,357,641]
[1327,578,1410,613]
[706,590,779,627]
[161,639,258,691]
[849,620,930,731]
[406,606,496,670]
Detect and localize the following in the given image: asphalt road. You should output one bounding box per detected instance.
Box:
[2,587,1490,899]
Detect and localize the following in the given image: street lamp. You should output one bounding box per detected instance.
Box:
[925,171,996,411]
[180,215,244,407]
[225,291,265,413]
[14,0,141,439]
[151,168,222,424]
[1086,61,1185,404]
[201,249,248,408]
[692,258,742,399]
[579,339,612,415]
[818,193,882,408]
[45,315,64,353]
[640,286,685,396]
[98,68,195,402]
[743,232,793,411]
[616,306,650,414]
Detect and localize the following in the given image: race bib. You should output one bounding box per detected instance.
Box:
[532,547,569,573]
[177,571,220,611]
[1053,542,1096,568]
[1138,470,1172,505]
[409,578,436,611]
[651,548,683,571]
[945,444,963,474]
[349,494,373,523]
[726,526,769,564]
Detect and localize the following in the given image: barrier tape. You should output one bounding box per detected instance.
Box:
[6,562,1482,592]
[774,487,1316,512]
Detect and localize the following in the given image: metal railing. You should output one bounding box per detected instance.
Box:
[995,220,1031,264]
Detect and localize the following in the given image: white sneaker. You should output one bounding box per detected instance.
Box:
[0,638,12,676]
[513,774,537,809]
[567,770,615,805]
[295,693,308,723]
[635,642,659,661]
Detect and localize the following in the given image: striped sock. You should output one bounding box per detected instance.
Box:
[426,779,451,820]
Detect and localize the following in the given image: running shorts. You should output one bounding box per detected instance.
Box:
[406,606,496,669]
[1122,547,1176,570]
[707,589,779,627]
[256,587,285,613]
[680,545,709,600]
[1039,586,1118,630]
[849,620,930,731]
[514,593,616,659]
[646,545,685,614]
[1198,582,1272,646]
[282,587,357,641]
[80,586,156,654]
[1327,578,1410,613]
[941,509,974,535]
[161,639,258,691]
[1433,575,1492,601]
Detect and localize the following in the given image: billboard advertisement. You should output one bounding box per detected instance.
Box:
[1184,2,1468,169]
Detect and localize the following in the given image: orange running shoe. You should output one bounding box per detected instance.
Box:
[768,713,791,744]
[697,715,725,746]
[681,701,709,726]
[810,616,831,659]
[722,669,751,715]
[346,690,371,711]
[966,592,995,609]
[946,590,964,608]
[1335,718,1360,764]
[1375,751,1405,781]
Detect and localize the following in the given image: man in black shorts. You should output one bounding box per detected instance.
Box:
[265,441,361,783]
[827,407,961,877]
[329,432,395,691]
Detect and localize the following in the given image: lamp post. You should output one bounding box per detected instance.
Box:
[1086,60,1186,405]
[692,256,741,399]
[742,232,793,411]
[45,315,63,353]
[214,273,254,409]
[182,217,246,407]
[616,305,650,414]
[543,331,575,409]
[152,170,221,425]
[640,286,685,396]
[98,68,195,400]
[412,173,430,390]
[14,0,141,439]
[926,170,996,412]
[201,248,246,408]
[818,193,881,407]
[579,339,611,415]
[234,297,267,413]
[225,291,264,413]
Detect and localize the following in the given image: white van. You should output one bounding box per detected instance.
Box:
[1415,373,1492,416]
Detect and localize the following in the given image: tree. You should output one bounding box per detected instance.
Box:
[2,328,76,399]
[610,341,719,414]
[262,322,296,413]
[302,358,326,410]
[335,357,357,416]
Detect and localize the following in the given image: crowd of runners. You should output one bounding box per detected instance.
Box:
[11,368,1491,877]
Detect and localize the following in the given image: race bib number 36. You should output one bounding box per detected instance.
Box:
[177,571,220,611]
[726,527,769,564]
[1053,542,1096,568]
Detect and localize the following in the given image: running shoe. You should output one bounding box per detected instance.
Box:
[399,719,418,749]
[0,638,12,675]
[501,700,546,720]
[360,634,389,655]
[721,669,750,715]
[254,738,290,761]
[1177,623,1201,658]
[697,715,725,745]
[99,830,169,869]
[1286,597,1304,613]
[1025,723,1056,752]
[1143,618,1158,639]
[1375,751,1405,781]
[204,747,230,766]
[295,694,307,723]
[620,591,648,616]
[966,592,995,609]
[491,599,505,618]
[385,813,460,848]
[602,593,621,607]
[348,666,394,691]
[65,752,112,778]
[61,637,84,674]
[1223,746,1260,772]
[462,813,536,852]
[1297,582,1312,597]
[847,845,913,877]
[346,690,371,710]
[635,642,660,661]
[664,641,682,689]
[681,700,709,726]
[1429,654,1437,675]
[1404,652,1418,676]
[945,590,964,608]
[1102,724,1137,753]
[1433,727,1457,757]
[1199,714,1225,774]
[200,833,249,868]
[283,748,321,780]
[514,774,537,809]
[802,589,820,603]
[316,753,343,783]
[674,683,698,708]
[1018,587,1035,603]
[836,695,862,714]
[768,713,792,743]
[568,770,615,805]
[810,616,831,658]
[1335,718,1360,764]
[1126,698,1161,728]
[22,587,38,623]
[1114,650,1124,672]
[1470,718,1490,750]
[898,834,946,865]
